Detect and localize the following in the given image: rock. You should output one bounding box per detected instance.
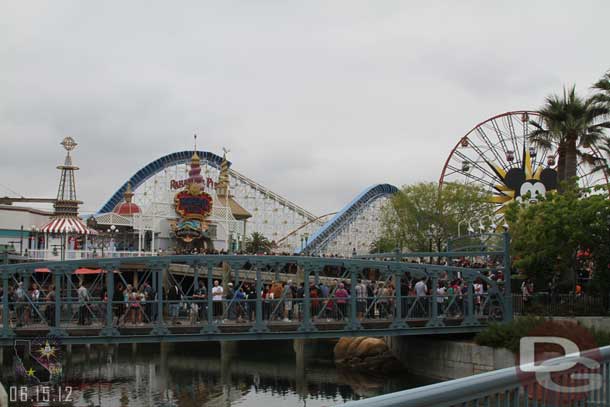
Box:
[333,336,403,372]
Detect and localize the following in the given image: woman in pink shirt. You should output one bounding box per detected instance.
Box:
[334,283,349,320]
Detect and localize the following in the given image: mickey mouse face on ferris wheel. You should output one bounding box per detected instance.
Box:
[504,167,558,203]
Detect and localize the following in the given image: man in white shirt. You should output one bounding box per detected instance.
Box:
[212,280,224,322]
[414,278,428,318]
[77,282,90,325]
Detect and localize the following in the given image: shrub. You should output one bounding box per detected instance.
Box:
[474,316,546,353]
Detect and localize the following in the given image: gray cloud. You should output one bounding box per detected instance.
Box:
[1,0,608,215]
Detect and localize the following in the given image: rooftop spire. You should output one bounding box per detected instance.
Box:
[191,134,200,162]
[53,137,82,217]
[123,182,134,203]
[216,147,231,196]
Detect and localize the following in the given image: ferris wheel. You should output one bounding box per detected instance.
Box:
[439,111,609,215]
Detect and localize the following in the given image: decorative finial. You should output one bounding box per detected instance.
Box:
[194,134,197,151]
[61,137,77,152]
[124,182,134,203]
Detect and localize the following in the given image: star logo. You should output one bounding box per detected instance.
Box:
[38,341,56,359]
[27,367,35,377]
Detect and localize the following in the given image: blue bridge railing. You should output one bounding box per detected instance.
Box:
[0,249,510,345]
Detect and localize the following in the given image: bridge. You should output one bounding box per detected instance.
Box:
[0,233,511,345]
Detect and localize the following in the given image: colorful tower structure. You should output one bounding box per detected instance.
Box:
[53,137,83,217]
[41,137,92,256]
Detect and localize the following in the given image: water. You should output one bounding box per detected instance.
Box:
[1,340,436,406]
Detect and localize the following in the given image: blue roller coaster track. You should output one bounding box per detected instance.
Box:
[98,151,228,214]
[297,184,398,255]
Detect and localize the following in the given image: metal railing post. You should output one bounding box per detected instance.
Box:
[298,264,316,332]
[1,270,14,338]
[202,263,218,334]
[101,263,120,336]
[250,265,269,333]
[391,270,408,329]
[151,263,170,336]
[503,231,513,321]
[50,267,67,336]
[463,276,479,326]
[426,274,443,327]
[341,265,361,330]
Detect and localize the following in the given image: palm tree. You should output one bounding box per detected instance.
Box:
[244,232,272,254]
[592,70,610,106]
[593,71,610,171]
[529,86,610,188]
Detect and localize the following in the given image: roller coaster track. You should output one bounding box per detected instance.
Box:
[297,184,398,255]
[98,151,318,221]
[274,212,337,247]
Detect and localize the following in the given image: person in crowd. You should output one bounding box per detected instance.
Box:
[167,282,181,324]
[283,280,293,322]
[334,282,349,320]
[271,281,283,320]
[45,284,56,326]
[246,284,257,321]
[77,281,90,325]
[30,283,41,324]
[113,283,124,326]
[414,278,428,318]
[295,282,304,321]
[235,286,246,322]
[474,278,484,315]
[130,288,143,325]
[192,280,207,322]
[354,278,366,320]
[436,281,447,317]
[142,280,155,322]
[226,282,235,321]
[14,282,27,327]
[310,282,320,320]
[212,280,224,322]
[262,284,271,321]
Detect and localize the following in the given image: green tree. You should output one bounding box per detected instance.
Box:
[529,86,609,187]
[369,236,397,254]
[379,182,494,252]
[244,232,272,254]
[506,183,610,292]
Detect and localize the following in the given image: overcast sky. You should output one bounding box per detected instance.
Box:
[1,1,608,215]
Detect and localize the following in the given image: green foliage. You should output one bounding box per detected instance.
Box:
[477,316,610,352]
[530,85,610,184]
[244,232,272,254]
[506,183,610,291]
[379,182,494,252]
[369,236,397,254]
[475,316,547,353]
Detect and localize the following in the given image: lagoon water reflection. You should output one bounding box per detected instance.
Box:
[3,340,435,406]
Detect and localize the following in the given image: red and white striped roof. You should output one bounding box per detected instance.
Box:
[40,217,91,235]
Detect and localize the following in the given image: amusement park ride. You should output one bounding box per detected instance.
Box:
[439,111,609,215]
[19,110,610,261]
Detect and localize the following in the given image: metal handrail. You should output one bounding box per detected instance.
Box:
[342,346,610,407]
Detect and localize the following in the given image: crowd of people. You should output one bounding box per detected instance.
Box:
[0,255,507,329]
